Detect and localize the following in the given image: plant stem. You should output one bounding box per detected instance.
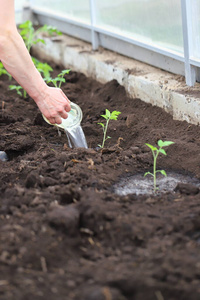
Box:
[153,151,159,192]
[102,119,109,148]
[23,89,27,99]
[59,75,64,89]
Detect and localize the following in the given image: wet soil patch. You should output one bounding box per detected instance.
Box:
[1,67,200,300]
[114,171,200,196]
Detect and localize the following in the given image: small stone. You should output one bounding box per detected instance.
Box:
[126,114,136,128]
[0,151,8,161]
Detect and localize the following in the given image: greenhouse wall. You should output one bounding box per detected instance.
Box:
[15,0,200,86]
[15,0,27,24]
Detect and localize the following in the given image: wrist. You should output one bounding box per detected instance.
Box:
[30,81,49,104]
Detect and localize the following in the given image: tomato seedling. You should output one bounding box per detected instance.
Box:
[144,139,175,192]
[98,109,121,148]
[19,20,62,52]
[32,58,53,79]
[46,69,71,88]
[9,85,27,99]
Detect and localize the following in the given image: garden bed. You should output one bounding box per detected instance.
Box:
[1,66,200,300]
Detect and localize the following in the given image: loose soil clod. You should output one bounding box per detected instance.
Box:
[1,68,200,299]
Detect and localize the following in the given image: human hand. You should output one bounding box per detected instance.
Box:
[35,86,71,124]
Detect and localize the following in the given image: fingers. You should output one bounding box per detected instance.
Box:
[38,87,71,124]
[47,105,68,124]
[62,92,71,112]
[64,104,71,112]
[59,110,68,119]
[48,115,62,125]
[58,92,71,118]
[45,107,68,125]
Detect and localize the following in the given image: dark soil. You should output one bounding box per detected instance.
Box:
[1,66,200,300]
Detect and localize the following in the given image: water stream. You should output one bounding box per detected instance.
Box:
[65,125,88,148]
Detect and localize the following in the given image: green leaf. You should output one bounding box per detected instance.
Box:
[19,29,28,36]
[144,172,153,177]
[112,111,121,115]
[9,85,23,97]
[32,57,40,65]
[9,85,21,91]
[158,139,174,147]
[101,114,108,120]
[157,170,167,177]
[105,109,111,118]
[45,77,53,83]
[0,63,12,80]
[159,148,167,155]
[36,62,53,78]
[58,78,65,83]
[110,111,121,120]
[98,123,104,128]
[59,69,71,76]
[33,38,45,45]
[19,21,61,52]
[157,140,164,147]
[162,141,175,147]
[145,143,157,151]
[19,20,32,29]
[38,24,62,36]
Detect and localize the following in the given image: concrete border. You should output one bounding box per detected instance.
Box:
[33,33,200,125]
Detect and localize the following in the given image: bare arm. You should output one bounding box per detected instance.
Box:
[0,0,70,124]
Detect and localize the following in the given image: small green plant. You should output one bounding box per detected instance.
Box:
[19,20,62,52]
[46,69,70,88]
[32,58,53,79]
[144,139,175,192]
[0,62,12,80]
[37,24,62,37]
[9,85,27,98]
[98,109,121,148]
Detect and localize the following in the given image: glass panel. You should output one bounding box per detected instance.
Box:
[15,0,26,24]
[15,0,26,10]
[94,0,183,54]
[31,0,90,24]
[190,0,200,60]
